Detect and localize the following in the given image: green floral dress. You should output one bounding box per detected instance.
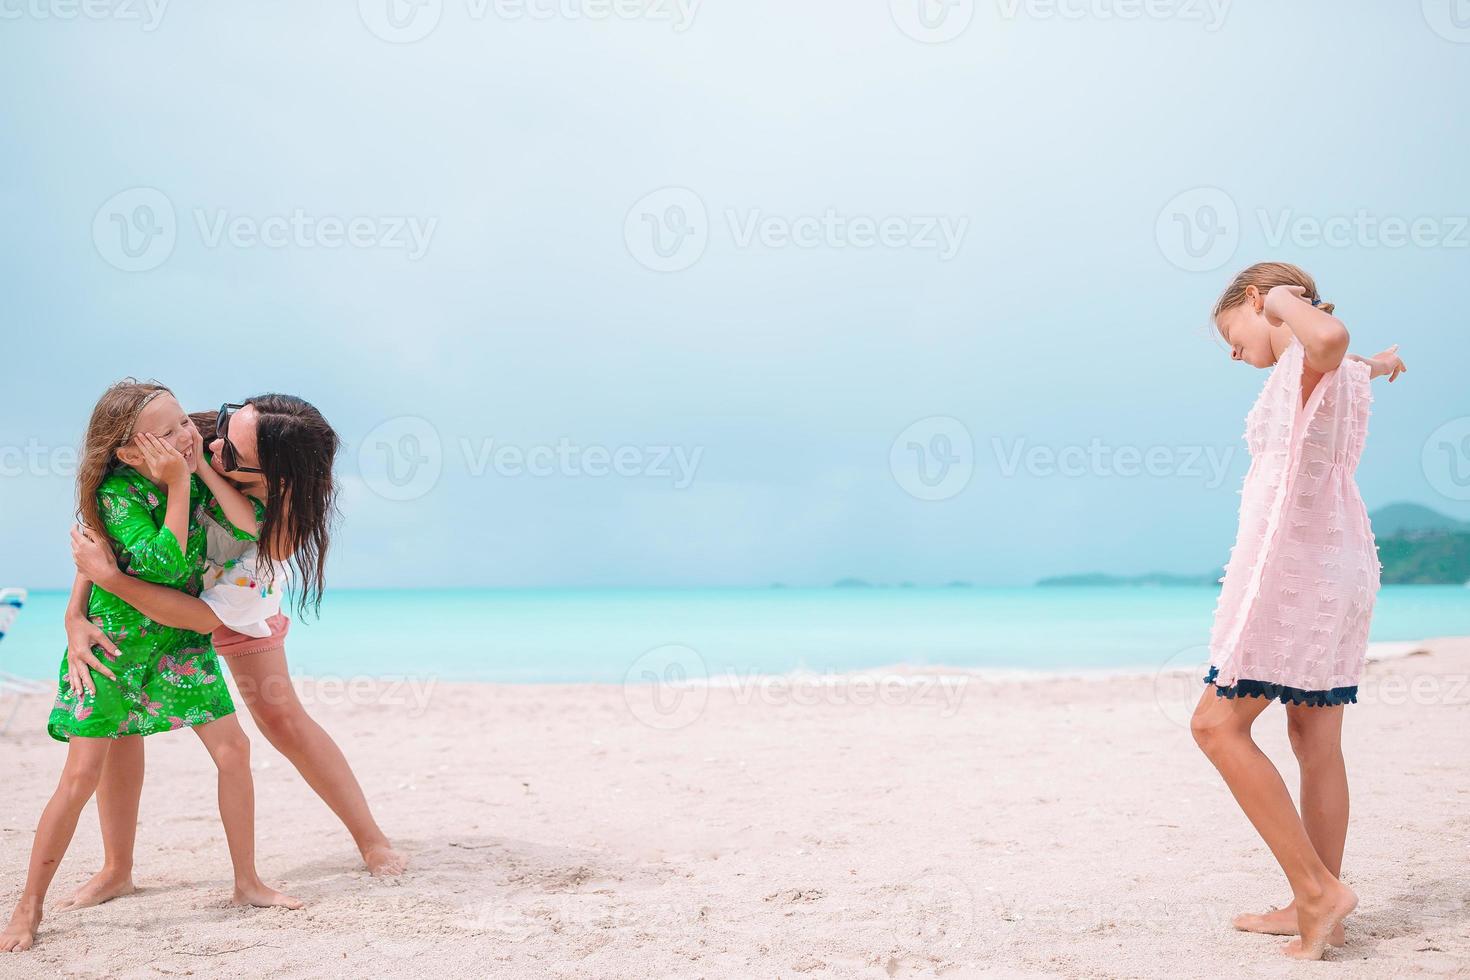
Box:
[48,466,257,742]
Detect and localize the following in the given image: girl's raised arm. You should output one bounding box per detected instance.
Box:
[191,428,261,538]
[1263,284,1349,374]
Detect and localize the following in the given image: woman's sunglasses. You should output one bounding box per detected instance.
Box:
[216,403,264,474]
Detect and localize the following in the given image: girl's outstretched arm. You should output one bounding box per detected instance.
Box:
[1348,345,1408,382]
[71,526,222,634]
[1264,284,1349,374]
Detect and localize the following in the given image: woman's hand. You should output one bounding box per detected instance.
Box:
[64,611,120,697]
[72,524,121,585]
[137,432,190,487]
[1262,284,1308,327]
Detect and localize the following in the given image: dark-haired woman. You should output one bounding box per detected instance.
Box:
[60,396,406,910]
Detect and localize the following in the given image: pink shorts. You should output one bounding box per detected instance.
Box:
[212,613,291,659]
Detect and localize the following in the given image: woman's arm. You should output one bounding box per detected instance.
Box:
[62,571,121,695]
[191,429,260,537]
[72,525,222,633]
[1264,285,1349,374]
[65,570,91,622]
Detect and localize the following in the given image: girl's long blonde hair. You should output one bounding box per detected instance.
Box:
[76,379,174,540]
[1212,262,1335,320]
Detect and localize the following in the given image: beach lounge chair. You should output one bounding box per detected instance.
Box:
[1,589,50,735]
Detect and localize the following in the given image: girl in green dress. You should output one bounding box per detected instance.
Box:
[0,380,301,954]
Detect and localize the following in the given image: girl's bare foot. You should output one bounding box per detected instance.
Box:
[1283,881,1357,960]
[1234,901,1346,946]
[362,842,408,877]
[55,869,137,912]
[0,900,42,953]
[231,882,304,910]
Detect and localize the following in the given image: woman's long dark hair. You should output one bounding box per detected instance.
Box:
[193,394,339,618]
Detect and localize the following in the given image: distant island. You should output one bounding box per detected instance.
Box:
[1037,572,1218,588]
[830,579,975,589]
[1038,503,1470,587]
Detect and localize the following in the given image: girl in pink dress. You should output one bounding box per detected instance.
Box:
[1191,262,1407,962]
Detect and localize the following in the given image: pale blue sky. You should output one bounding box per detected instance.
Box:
[2,2,1468,589]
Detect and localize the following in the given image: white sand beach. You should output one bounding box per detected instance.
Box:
[2,639,1467,979]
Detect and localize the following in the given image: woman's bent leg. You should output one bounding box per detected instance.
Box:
[226,647,405,876]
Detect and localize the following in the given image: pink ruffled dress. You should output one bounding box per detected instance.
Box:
[1206,339,1381,706]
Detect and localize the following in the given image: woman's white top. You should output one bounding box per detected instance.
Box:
[200,514,286,637]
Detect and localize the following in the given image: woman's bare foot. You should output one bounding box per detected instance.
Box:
[0,900,42,953]
[362,842,408,877]
[231,882,304,910]
[55,869,136,912]
[1234,901,1346,946]
[1283,881,1357,960]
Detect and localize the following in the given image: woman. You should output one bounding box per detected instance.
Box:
[60,395,405,912]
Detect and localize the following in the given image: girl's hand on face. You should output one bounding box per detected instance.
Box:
[1262,284,1308,327]
[138,432,190,487]
[72,524,120,584]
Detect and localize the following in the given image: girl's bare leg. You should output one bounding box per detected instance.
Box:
[1233,704,1349,945]
[1,738,113,952]
[1190,688,1356,960]
[226,648,405,876]
[57,735,144,911]
[191,715,302,909]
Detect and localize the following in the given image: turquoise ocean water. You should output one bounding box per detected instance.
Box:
[2,586,1466,684]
